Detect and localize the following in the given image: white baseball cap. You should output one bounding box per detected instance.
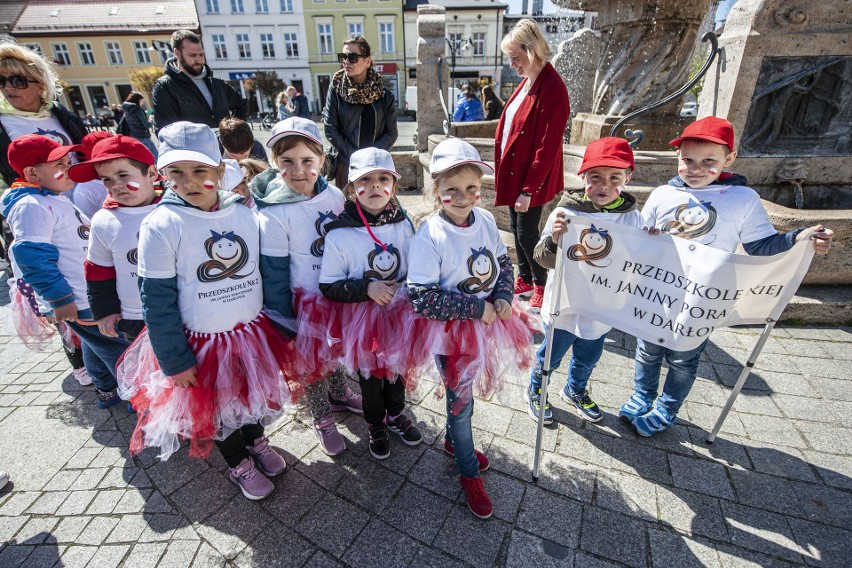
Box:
[156,121,221,170]
[267,117,322,148]
[222,158,244,191]
[348,147,400,182]
[430,138,494,176]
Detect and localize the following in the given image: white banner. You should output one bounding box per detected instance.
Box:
[551,218,815,351]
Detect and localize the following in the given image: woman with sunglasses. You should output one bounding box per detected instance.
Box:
[322,36,398,189]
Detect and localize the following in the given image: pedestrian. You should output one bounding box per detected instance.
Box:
[218,117,268,163]
[285,86,310,120]
[276,91,291,121]
[121,92,158,158]
[481,84,504,121]
[453,87,485,122]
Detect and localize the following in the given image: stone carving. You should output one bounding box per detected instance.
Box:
[756,0,851,33]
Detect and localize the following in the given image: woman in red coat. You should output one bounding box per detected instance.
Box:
[494,19,570,311]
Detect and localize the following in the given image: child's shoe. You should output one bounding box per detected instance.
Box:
[460,476,493,519]
[560,387,603,422]
[228,457,274,500]
[72,367,92,386]
[528,285,545,311]
[313,415,346,456]
[0,471,9,491]
[368,423,390,460]
[96,388,121,409]
[524,385,553,425]
[632,406,676,437]
[247,436,287,477]
[443,439,490,471]
[385,412,422,446]
[328,385,363,414]
[513,276,533,297]
[618,392,654,422]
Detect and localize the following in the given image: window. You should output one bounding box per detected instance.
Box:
[348,22,363,37]
[317,23,333,54]
[379,22,394,54]
[260,33,275,58]
[78,43,95,65]
[283,33,299,58]
[256,0,268,13]
[472,32,486,56]
[212,34,228,59]
[236,33,251,59]
[52,43,70,66]
[133,41,151,64]
[105,42,123,65]
[448,32,464,49]
[24,43,43,55]
[280,0,293,12]
[206,0,219,13]
[231,0,245,13]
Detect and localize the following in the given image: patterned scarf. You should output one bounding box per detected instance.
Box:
[332,68,385,105]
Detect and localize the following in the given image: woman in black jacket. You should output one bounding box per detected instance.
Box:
[121,91,157,158]
[322,36,398,189]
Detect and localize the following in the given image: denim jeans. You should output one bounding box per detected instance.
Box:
[137,136,158,159]
[529,325,607,395]
[633,338,709,416]
[445,388,479,479]
[67,320,131,392]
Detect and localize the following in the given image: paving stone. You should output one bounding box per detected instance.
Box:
[796,422,852,455]
[76,516,120,546]
[669,454,734,500]
[111,487,152,514]
[517,485,581,547]
[0,544,34,567]
[505,529,575,568]
[433,504,508,567]
[789,481,852,529]
[14,516,58,544]
[42,470,81,491]
[729,469,801,516]
[64,447,102,470]
[57,544,98,566]
[22,544,65,568]
[505,410,557,452]
[0,515,28,542]
[104,514,149,544]
[231,520,314,567]
[293,445,359,492]
[473,471,525,523]
[788,517,852,567]
[580,505,647,568]
[52,516,91,543]
[302,550,345,568]
[381,482,454,543]
[122,542,167,568]
[595,470,658,522]
[68,467,109,491]
[170,468,235,522]
[54,490,97,516]
[0,491,39,516]
[536,452,597,504]
[260,469,323,527]
[573,550,622,567]
[555,427,614,468]
[749,370,819,398]
[144,490,174,514]
[86,544,129,568]
[745,443,818,482]
[470,400,515,436]
[657,486,729,541]
[408,448,462,500]
[685,428,752,469]
[738,414,807,448]
[772,394,841,425]
[22,491,67,515]
[158,540,200,567]
[720,501,803,562]
[648,529,720,568]
[190,541,229,568]
[195,497,273,559]
[84,489,125,515]
[144,451,210,495]
[813,376,852,400]
[610,437,672,485]
[267,418,321,464]
[338,457,405,514]
[487,436,537,481]
[295,492,369,558]
[137,513,183,542]
[804,451,852,491]
[342,519,419,567]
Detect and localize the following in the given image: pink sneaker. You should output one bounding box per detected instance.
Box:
[228,457,273,500]
[72,367,92,386]
[313,415,346,456]
[328,385,363,414]
[247,436,287,477]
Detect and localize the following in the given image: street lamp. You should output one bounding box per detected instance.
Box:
[444,36,471,114]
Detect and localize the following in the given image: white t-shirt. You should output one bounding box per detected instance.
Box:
[87,204,157,320]
[407,208,507,299]
[67,181,108,219]
[5,191,90,312]
[501,85,528,156]
[138,203,262,334]
[256,186,345,291]
[642,183,777,254]
[540,206,644,338]
[320,221,414,284]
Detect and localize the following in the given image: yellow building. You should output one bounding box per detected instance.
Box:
[11,0,198,118]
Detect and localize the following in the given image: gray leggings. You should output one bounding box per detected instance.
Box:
[305,368,349,421]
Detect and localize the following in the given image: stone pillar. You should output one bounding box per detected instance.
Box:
[416,5,450,153]
[552,28,600,142]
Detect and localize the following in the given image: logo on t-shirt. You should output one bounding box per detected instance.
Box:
[567,224,613,267]
[364,243,400,281]
[35,127,71,145]
[457,247,497,294]
[127,232,139,265]
[196,230,255,283]
[662,200,717,242]
[310,211,337,257]
[75,210,90,240]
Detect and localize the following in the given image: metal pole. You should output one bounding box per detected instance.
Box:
[706,321,776,444]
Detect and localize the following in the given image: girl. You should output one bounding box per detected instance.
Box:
[407,138,537,519]
[319,148,422,460]
[251,117,362,457]
[117,122,296,501]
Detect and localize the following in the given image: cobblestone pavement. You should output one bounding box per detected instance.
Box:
[0,289,850,567]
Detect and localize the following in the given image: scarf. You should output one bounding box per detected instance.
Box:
[332,68,385,105]
[0,95,52,119]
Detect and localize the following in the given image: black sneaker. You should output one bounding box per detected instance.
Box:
[368,423,390,460]
[385,412,423,446]
[560,387,603,422]
[96,388,121,409]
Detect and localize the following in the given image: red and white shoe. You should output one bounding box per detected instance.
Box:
[513,277,533,298]
[528,285,545,312]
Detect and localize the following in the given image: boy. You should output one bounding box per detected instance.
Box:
[2,135,131,408]
[620,116,833,436]
[69,134,161,345]
[219,117,268,164]
[526,137,644,424]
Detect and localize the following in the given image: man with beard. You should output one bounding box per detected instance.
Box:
[151,30,248,133]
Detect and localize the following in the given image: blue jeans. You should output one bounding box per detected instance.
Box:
[445,388,478,478]
[529,325,607,395]
[137,136,158,159]
[67,320,131,392]
[633,338,709,416]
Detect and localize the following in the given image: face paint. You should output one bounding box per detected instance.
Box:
[280,169,287,176]
[53,171,65,180]
[585,183,594,193]
[126,181,141,191]
[615,185,624,195]
[440,195,453,203]
[382,186,391,196]
[708,167,719,176]
[678,165,689,175]
[356,186,366,195]
[203,180,216,190]
[474,191,481,201]
[310,169,318,177]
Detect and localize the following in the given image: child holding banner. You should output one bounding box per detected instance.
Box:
[526,137,644,424]
[621,116,834,436]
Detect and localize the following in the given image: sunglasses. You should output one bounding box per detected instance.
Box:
[0,75,39,89]
[337,52,368,64]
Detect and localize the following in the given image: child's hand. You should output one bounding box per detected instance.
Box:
[368,281,396,306]
[796,225,834,255]
[53,303,78,323]
[643,226,662,235]
[97,314,122,337]
[481,301,497,325]
[494,298,512,320]
[170,366,198,388]
[551,212,568,244]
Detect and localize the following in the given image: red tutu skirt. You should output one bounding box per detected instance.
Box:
[292,288,344,384]
[406,302,539,414]
[116,311,304,461]
[8,279,71,351]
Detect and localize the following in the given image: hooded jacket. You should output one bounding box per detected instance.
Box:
[151,58,249,133]
[121,102,153,139]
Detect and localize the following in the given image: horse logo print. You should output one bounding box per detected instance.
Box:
[196,230,255,283]
[457,247,497,294]
[567,224,613,267]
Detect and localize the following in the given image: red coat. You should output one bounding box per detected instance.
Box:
[493,62,570,208]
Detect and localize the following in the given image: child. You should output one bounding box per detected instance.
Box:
[252,117,362,456]
[239,157,269,184]
[117,121,294,500]
[219,117,269,163]
[621,117,834,436]
[2,134,129,406]
[222,158,254,208]
[320,148,422,460]
[525,137,644,425]
[407,138,536,519]
[66,131,110,219]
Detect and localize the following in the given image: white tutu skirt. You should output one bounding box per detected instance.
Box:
[292,288,344,384]
[116,311,303,461]
[406,301,539,414]
[9,279,57,351]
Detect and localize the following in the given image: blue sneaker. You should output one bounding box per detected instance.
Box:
[619,392,653,422]
[561,387,602,422]
[96,388,121,409]
[632,406,676,437]
[524,386,553,425]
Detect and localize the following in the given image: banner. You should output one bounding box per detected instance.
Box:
[551,218,814,351]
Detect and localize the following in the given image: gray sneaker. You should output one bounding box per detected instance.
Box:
[0,471,9,491]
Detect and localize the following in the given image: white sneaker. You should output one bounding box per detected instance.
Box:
[0,471,9,491]
[72,367,92,386]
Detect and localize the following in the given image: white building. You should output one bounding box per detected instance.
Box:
[195,0,311,114]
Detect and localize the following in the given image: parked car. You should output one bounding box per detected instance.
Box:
[680,102,699,117]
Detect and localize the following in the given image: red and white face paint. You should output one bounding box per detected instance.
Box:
[474,191,481,201]
[382,186,391,196]
[585,183,594,194]
[708,167,719,176]
[356,186,366,196]
[53,171,65,180]
[126,181,141,191]
[280,168,287,176]
[440,195,453,204]
[203,180,216,190]
[678,165,689,176]
[310,169,318,177]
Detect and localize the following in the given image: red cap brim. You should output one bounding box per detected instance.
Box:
[669,134,730,148]
[577,157,633,175]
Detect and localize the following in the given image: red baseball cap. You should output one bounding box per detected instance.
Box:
[670,116,735,150]
[7,134,82,177]
[80,131,116,159]
[68,135,155,183]
[578,137,635,175]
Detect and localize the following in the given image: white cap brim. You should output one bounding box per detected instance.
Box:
[431,159,494,176]
[157,149,220,170]
[348,167,401,183]
[266,130,322,149]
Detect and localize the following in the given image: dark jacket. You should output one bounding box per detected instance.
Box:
[291,93,311,119]
[151,58,249,133]
[322,85,398,164]
[121,102,153,139]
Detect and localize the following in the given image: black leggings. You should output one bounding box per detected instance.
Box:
[509,206,547,286]
[359,374,405,426]
[215,422,265,468]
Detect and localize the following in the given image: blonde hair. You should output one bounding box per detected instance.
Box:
[426,163,485,214]
[0,42,62,104]
[500,18,552,66]
[239,157,270,182]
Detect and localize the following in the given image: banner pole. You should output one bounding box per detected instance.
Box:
[706,320,776,444]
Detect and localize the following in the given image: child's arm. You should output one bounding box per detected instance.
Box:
[744,225,833,256]
[139,276,197,376]
[533,209,566,270]
[258,211,294,322]
[488,253,514,305]
[318,233,371,303]
[85,220,122,336]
